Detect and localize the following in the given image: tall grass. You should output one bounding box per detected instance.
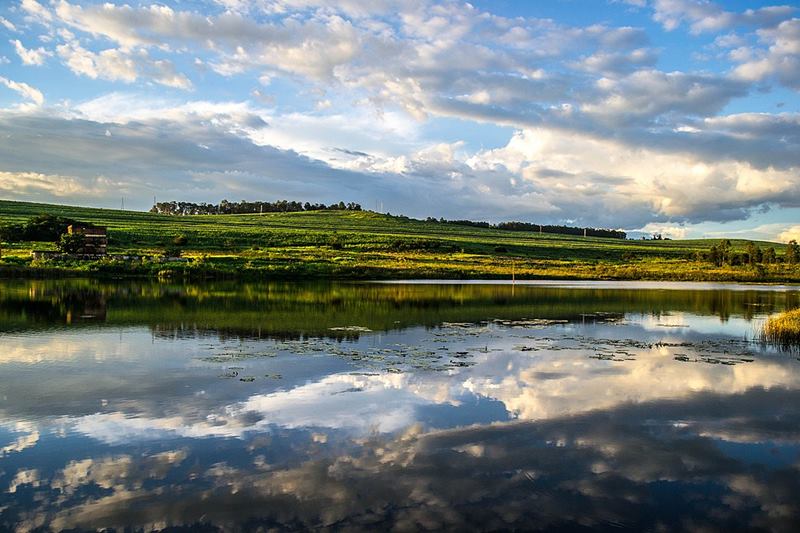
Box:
[762,309,800,349]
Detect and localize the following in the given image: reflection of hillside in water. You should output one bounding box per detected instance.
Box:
[3,388,799,532]
[2,280,799,340]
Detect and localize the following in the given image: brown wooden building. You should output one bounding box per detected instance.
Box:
[68,225,108,256]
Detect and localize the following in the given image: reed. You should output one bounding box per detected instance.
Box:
[762,309,800,348]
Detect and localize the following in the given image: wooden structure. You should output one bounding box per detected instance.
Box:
[67,225,108,256]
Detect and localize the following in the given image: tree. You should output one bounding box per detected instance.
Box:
[745,241,762,265]
[708,245,721,267]
[0,223,21,243]
[787,240,799,264]
[719,239,732,265]
[57,232,86,254]
[763,247,777,264]
[24,214,80,241]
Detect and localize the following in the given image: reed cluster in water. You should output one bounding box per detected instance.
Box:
[762,309,800,348]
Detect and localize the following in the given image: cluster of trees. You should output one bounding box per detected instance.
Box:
[0,214,82,243]
[150,200,362,216]
[701,239,799,267]
[425,217,492,229]
[424,217,626,239]
[496,222,626,239]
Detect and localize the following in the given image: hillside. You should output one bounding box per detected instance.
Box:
[0,199,795,282]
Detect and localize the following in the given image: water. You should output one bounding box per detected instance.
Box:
[1,279,799,531]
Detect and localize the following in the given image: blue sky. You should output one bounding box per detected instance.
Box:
[0,0,799,241]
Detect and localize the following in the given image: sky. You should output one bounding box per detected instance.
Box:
[0,0,799,241]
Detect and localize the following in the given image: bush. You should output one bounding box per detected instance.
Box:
[57,232,86,254]
[22,215,81,242]
[173,234,188,246]
[163,246,182,258]
[329,234,344,250]
[0,223,23,243]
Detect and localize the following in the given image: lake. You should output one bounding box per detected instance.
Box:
[1,279,799,531]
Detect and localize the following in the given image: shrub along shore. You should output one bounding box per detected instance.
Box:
[1,199,799,282]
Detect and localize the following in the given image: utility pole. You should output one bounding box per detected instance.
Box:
[121,197,125,211]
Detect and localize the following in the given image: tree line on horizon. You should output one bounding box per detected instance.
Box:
[424,217,627,239]
[150,200,362,215]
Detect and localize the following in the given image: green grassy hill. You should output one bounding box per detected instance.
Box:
[0,199,795,282]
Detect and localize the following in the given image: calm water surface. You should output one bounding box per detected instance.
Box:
[1,280,800,531]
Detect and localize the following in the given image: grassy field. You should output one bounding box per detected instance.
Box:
[0,199,798,282]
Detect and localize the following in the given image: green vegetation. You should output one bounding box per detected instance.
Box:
[0,213,80,242]
[762,309,800,349]
[57,232,86,254]
[1,199,799,282]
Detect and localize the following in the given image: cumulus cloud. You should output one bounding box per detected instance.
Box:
[778,225,800,242]
[56,40,191,89]
[465,126,800,225]
[652,0,796,34]
[53,1,364,80]
[732,18,800,89]
[0,76,44,106]
[11,39,51,66]
[573,48,658,74]
[583,70,749,122]
[20,0,53,23]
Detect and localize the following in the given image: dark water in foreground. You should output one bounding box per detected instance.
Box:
[1,279,800,532]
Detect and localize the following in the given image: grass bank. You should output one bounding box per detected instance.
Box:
[1,199,798,282]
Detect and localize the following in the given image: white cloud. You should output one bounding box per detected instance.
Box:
[637,222,689,239]
[21,0,53,23]
[778,225,800,242]
[56,41,137,83]
[732,18,800,89]
[11,39,51,66]
[55,40,192,89]
[573,48,658,74]
[0,76,44,105]
[582,70,748,122]
[0,170,116,199]
[53,1,364,80]
[652,0,796,34]
[466,127,800,226]
[0,17,18,32]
